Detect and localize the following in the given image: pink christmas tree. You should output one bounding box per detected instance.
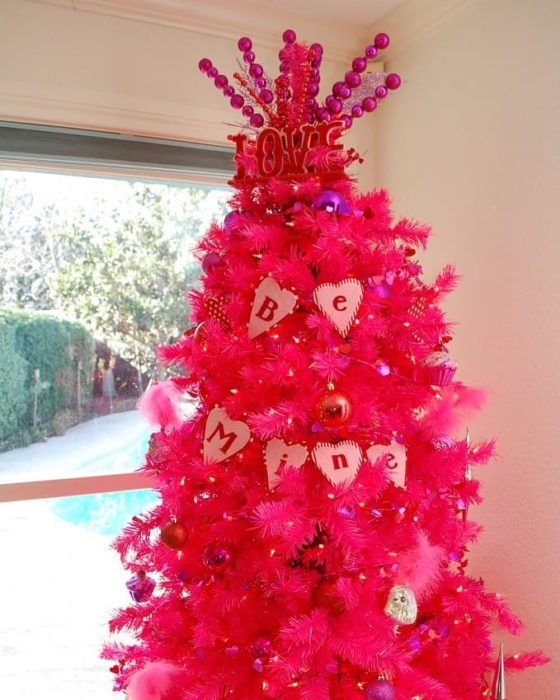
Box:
[103,30,547,700]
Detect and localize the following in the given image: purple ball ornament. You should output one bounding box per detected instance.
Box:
[340,114,353,129]
[374,32,390,50]
[364,679,395,700]
[365,45,378,60]
[202,251,224,275]
[223,210,243,236]
[126,571,156,603]
[315,107,331,122]
[345,70,362,88]
[333,81,351,99]
[326,96,343,114]
[230,94,244,109]
[310,42,323,57]
[312,190,351,215]
[352,56,368,73]
[243,50,256,64]
[223,85,235,97]
[203,542,234,572]
[375,85,388,99]
[385,73,401,90]
[362,97,377,112]
[249,638,271,658]
[282,29,297,44]
[238,36,252,52]
[198,58,212,73]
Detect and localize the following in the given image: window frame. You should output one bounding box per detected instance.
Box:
[0,122,233,503]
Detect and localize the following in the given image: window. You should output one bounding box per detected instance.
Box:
[0,124,232,698]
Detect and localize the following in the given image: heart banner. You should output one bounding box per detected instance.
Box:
[312,440,363,486]
[248,277,298,339]
[265,438,308,489]
[204,406,250,463]
[313,278,363,336]
[366,441,407,489]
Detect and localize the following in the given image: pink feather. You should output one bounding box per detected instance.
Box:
[126,662,181,700]
[399,531,445,599]
[137,380,182,430]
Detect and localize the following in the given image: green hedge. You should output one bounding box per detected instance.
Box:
[0,308,96,452]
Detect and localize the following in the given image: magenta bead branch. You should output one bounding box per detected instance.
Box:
[198,29,401,131]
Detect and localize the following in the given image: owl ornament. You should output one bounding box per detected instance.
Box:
[384,585,418,625]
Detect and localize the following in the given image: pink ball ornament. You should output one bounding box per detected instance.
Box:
[250,113,265,128]
[351,105,364,118]
[385,73,401,90]
[230,94,244,109]
[242,105,254,117]
[364,679,395,700]
[310,42,323,56]
[223,210,243,235]
[352,56,368,73]
[340,114,353,129]
[249,63,264,79]
[238,36,252,52]
[326,97,343,115]
[259,89,274,104]
[255,77,267,89]
[333,81,349,98]
[202,252,224,275]
[214,74,228,89]
[207,67,218,79]
[315,107,331,122]
[203,542,234,572]
[375,85,388,99]
[345,71,362,88]
[374,32,390,50]
[282,29,297,44]
[198,58,212,73]
[243,50,256,64]
[305,96,318,109]
[362,96,378,112]
[223,85,235,97]
[365,45,378,59]
[307,82,320,97]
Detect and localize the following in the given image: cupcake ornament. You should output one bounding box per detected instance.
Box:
[421,351,458,387]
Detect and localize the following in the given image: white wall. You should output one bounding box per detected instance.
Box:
[374,0,560,694]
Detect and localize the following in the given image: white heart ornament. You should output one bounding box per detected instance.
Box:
[312,441,363,486]
[204,406,250,463]
[264,438,308,490]
[313,279,363,336]
[249,277,297,339]
[367,441,407,489]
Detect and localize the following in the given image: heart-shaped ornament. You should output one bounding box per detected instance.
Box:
[312,440,363,486]
[314,279,363,336]
[367,442,407,489]
[249,277,297,339]
[204,406,250,463]
[265,438,308,490]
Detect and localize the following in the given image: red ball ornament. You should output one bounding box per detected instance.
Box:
[313,389,353,429]
[364,679,395,700]
[160,521,188,550]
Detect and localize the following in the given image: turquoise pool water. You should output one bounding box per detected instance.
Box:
[51,429,159,536]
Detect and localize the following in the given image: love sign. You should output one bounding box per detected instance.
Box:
[204,406,250,463]
[248,277,297,339]
[314,279,363,337]
[230,121,344,180]
[312,441,363,487]
[366,441,407,489]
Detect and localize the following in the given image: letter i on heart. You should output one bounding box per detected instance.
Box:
[248,277,297,338]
